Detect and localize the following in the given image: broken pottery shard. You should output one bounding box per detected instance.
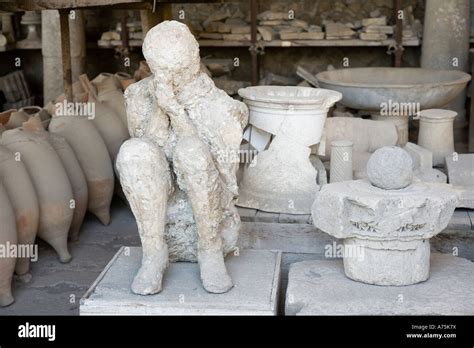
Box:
[289,19,309,30]
[324,22,357,38]
[116,21,248,295]
[230,25,250,34]
[312,146,458,286]
[216,22,231,33]
[280,32,325,40]
[203,9,231,28]
[202,58,234,77]
[259,20,285,26]
[224,18,247,26]
[257,26,276,41]
[199,32,223,40]
[359,32,387,41]
[364,25,394,34]
[222,33,261,41]
[361,17,387,27]
[257,11,288,21]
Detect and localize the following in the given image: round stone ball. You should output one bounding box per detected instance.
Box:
[367,146,413,190]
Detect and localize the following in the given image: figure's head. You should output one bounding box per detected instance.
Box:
[142,20,200,78]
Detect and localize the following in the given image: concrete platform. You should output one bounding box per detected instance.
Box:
[285,253,474,315]
[80,247,281,315]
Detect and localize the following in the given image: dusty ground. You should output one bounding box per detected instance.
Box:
[0,199,139,315]
[1,197,472,315]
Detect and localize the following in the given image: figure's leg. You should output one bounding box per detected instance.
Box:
[173,136,233,293]
[116,138,171,295]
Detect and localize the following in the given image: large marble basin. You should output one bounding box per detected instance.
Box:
[316,68,471,112]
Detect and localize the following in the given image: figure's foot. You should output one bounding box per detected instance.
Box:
[14,272,32,284]
[0,291,14,307]
[198,249,233,294]
[131,247,169,295]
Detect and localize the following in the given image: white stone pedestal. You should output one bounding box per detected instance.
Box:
[80,247,281,315]
[285,254,474,315]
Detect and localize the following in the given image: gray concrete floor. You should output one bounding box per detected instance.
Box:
[2,197,472,315]
[0,199,139,315]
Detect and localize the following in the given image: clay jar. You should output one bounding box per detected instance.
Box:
[80,74,129,162]
[0,181,17,307]
[0,109,28,129]
[1,127,73,263]
[134,60,151,81]
[24,116,88,241]
[92,72,129,127]
[0,145,39,275]
[21,106,52,128]
[115,72,136,91]
[49,115,114,225]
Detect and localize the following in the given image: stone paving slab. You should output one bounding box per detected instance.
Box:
[238,207,472,230]
[285,254,474,315]
[80,248,281,315]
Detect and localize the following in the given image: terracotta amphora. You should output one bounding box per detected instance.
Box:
[0,144,39,275]
[115,72,136,91]
[80,74,129,162]
[1,126,73,263]
[91,72,128,127]
[0,181,17,307]
[0,109,28,129]
[24,116,88,241]
[49,114,114,226]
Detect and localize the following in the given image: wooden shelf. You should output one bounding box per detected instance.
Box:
[264,38,420,47]
[0,44,15,52]
[97,37,421,49]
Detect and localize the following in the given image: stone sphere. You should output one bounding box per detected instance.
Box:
[367,146,413,190]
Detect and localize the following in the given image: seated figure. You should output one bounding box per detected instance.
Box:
[116,21,248,294]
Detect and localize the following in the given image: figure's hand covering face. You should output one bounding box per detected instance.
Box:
[142,20,200,78]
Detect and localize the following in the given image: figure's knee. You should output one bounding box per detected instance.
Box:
[117,138,169,179]
[173,136,213,173]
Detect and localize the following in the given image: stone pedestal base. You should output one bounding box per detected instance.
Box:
[285,254,474,315]
[343,238,430,286]
[80,247,281,315]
